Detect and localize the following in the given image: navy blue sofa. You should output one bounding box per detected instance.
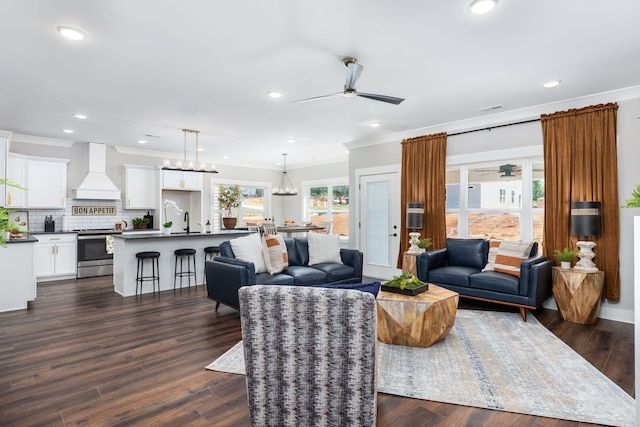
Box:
[205,237,363,310]
[416,238,553,321]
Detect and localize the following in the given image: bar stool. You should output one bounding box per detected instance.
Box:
[203,246,220,281]
[174,248,197,290]
[135,251,160,295]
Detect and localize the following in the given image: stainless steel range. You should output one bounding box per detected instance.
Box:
[75,229,122,278]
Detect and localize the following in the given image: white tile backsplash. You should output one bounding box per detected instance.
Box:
[27,199,156,232]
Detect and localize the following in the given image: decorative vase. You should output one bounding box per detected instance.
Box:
[560,261,571,269]
[222,217,237,229]
[163,227,171,235]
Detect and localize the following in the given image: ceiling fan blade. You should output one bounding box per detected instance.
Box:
[345,62,363,91]
[293,92,343,104]
[357,92,405,105]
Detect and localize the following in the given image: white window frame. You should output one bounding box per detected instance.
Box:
[446,146,543,241]
[301,176,349,229]
[210,178,271,231]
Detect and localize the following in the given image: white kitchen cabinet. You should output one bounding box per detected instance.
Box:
[32,233,77,280]
[5,154,27,208]
[0,130,10,207]
[162,170,203,191]
[27,158,68,208]
[125,165,158,209]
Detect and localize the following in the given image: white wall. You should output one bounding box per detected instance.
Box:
[348,91,640,323]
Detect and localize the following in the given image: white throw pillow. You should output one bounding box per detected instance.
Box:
[308,233,342,265]
[230,232,267,273]
[261,233,289,275]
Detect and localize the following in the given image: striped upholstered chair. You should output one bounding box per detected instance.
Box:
[238,285,378,427]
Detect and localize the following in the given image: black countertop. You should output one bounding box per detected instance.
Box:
[112,230,251,240]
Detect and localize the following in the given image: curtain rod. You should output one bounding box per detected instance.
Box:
[448,118,541,137]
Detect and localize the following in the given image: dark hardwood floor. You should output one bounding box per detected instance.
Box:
[0,276,633,426]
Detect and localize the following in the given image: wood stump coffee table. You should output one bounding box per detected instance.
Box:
[552,266,605,324]
[377,284,459,348]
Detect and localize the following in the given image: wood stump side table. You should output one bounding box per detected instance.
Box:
[377,284,459,348]
[402,252,418,276]
[551,266,605,324]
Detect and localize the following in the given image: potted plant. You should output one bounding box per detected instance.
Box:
[218,184,242,229]
[0,179,27,247]
[553,247,579,269]
[417,237,433,252]
[622,184,640,208]
[163,199,183,234]
[382,272,429,296]
[132,217,150,230]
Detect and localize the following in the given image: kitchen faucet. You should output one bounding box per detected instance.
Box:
[184,211,190,233]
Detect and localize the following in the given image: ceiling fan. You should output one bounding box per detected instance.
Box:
[478,164,521,178]
[294,57,405,105]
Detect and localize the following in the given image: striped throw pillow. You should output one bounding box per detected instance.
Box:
[482,239,502,272]
[261,233,289,275]
[493,240,535,277]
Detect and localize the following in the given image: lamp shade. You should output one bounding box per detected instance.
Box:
[571,201,602,237]
[406,202,424,229]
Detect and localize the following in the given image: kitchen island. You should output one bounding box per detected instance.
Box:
[112,230,252,296]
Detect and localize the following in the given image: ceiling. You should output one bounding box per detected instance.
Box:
[1,1,639,170]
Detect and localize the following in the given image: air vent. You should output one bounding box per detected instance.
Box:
[479,104,503,112]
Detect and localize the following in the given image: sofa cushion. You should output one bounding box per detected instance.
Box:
[470,271,520,295]
[308,233,343,265]
[429,266,479,288]
[493,240,535,277]
[446,238,488,270]
[230,233,267,273]
[282,266,328,286]
[255,272,295,286]
[315,281,381,297]
[284,238,301,266]
[261,233,288,275]
[309,262,356,283]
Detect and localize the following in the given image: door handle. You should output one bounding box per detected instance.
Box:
[389,233,397,237]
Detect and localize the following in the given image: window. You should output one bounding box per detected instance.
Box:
[303,178,349,237]
[445,159,545,252]
[211,179,270,231]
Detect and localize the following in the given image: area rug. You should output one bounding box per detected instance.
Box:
[205,310,635,426]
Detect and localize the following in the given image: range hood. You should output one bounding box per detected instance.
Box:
[72,143,122,200]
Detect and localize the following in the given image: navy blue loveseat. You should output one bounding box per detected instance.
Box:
[205,237,363,310]
[416,238,553,321]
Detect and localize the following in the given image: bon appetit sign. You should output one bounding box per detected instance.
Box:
[72,206,117,216]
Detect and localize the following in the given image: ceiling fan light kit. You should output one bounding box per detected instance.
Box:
[294,57,405,105]
[161,129,218,174]
[273,153,298,196]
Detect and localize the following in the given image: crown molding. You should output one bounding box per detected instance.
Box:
[11,133,76,148]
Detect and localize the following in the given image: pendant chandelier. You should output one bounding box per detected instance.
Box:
[272,153,298,196]
[162,129,218,173]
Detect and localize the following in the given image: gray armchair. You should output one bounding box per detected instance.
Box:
[238,285,378,427]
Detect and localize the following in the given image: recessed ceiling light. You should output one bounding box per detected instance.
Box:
[57,26,87,41]
[370,122,381,128]
[137,140,146,144]
[286,139,295,144]
[468,0,498,14]
[542,80,562,89]
[196,148,204,152]
[267,91,282,98]
[223,155,229,159]
[62,129,74,134]
[74,114,87,119]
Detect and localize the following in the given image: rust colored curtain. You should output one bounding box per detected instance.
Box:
[398,132,447,267]
[541,103,620,300]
